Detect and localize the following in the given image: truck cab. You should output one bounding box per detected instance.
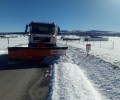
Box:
[25,21,60,47]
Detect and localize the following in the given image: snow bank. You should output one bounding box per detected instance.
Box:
[64,45,120,100]
[49,62,102,100]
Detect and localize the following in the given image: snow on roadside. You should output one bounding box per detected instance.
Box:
[0,35,28,50]
[66,46,120,100]
[51,41,120,100]
[0,35,28,54]
[49,62,102,100]
[58,37,120,68]
[0,49,8,54]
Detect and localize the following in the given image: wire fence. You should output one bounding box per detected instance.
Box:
[60,36,120,50]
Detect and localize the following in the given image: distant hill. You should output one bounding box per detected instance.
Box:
[1,30,120,37]
[0,32,26,35]
[60,30,120,37]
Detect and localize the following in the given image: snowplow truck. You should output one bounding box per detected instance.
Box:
[8,21,68,61]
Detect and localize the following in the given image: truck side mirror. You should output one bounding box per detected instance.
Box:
[58,27,60,34]
[25,24,28,33]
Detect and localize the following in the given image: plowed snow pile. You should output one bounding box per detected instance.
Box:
[49,62,102,100]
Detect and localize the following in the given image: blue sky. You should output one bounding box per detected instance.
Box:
[0,0,120,32]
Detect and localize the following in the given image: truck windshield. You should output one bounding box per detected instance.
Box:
[31,26,55,34]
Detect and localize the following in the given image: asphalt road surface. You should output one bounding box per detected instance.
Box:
[0,66,50,100]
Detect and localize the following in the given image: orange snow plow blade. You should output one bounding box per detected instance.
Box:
[8,47,68,61]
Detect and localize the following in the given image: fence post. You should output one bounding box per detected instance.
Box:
[7,37,9,47]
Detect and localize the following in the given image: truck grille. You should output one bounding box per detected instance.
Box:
[43,37,50,42]
[33,37,50,42]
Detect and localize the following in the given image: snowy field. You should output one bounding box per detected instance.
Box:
[59,36,120,69]
[0,35,28,54]
[0,35,120,100]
